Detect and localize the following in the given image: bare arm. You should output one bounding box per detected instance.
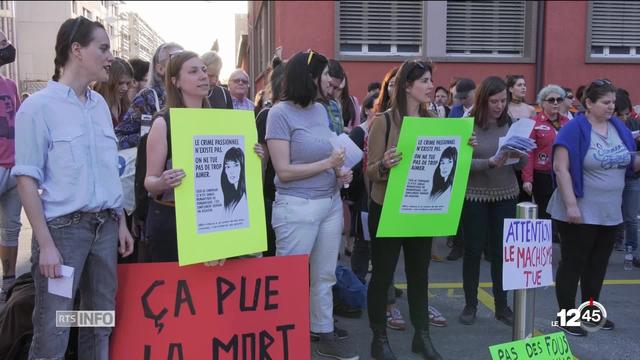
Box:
[553,146,581,223]
[144,117,185,196]
[16,176,63,278]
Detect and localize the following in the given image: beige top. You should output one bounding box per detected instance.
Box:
[366,109,435,204]
[466,120,528,202]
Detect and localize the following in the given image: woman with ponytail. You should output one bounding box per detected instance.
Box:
[13,16,133,358]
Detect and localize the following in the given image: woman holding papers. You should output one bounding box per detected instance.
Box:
[548,80,640,336]
[266,51,357,360]
[13,17,134,358]
[459,76,528,327]
[366,60,442,360]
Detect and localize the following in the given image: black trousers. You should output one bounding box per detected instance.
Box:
[555,221,617,311]
[462,199,516,309]
[263,199,276,257]
[146,200,178,262]
[367,201,431,330]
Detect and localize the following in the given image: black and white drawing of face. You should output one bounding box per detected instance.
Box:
[225,159,241,186]
[439,157,454,180]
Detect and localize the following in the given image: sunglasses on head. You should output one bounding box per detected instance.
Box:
[545,97,564,104]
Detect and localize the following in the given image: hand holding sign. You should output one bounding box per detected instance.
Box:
[160,168,186,189]
[383,146,403,169]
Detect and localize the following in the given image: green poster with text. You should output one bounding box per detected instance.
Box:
[377,117,474,237]
[489,332,574,360]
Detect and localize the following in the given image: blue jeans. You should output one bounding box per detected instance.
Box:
[29,210,118,360]
[622,178,640,255]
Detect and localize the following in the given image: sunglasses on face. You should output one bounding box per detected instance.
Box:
[545,97,564,104]
[232,78,249,85]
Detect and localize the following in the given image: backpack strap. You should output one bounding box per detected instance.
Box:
[383,111,391,150]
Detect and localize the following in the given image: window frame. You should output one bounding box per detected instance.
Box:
[585,1,640,64]
[334,0,537,63]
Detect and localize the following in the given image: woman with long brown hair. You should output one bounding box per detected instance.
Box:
[144,51,263,262]
[94,57,133,127]
[374,67,399,114]
[366,60,442,360]
[459,76,528,327]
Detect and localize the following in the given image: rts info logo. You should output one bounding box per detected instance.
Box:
[552,298,608,333]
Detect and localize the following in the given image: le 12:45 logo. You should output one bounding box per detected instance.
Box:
[552,298,607,332]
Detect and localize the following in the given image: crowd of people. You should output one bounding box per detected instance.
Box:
[0,15,639,360]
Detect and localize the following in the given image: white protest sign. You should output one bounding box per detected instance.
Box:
[502,218,553,290]
[400,136,460,214]
[193,135,250,234]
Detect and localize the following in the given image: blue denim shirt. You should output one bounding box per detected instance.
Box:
[12,81,123,220]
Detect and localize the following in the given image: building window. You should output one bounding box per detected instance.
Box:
[588,1,640,62]
[337,1,423,57]
[72,0,77,14]
[252,2,273,77]
[82,8,93,20]
[446,1,529,57]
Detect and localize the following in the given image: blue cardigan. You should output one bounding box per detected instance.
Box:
[552,113,637,198]
[448,104,464,118]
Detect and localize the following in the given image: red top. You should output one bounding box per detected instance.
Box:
[521,112,570,183]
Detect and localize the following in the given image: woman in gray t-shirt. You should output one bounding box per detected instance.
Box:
[265,51,358,360]
[549,80,640,336]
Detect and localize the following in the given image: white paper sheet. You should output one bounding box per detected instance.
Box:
[361,211,371,241]
[48,265,74,299]
[329,133,364,170]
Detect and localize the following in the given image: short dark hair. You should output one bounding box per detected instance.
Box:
[472,76,510,129]
[615,88,632,114]
[282,51,328,107]
[582,80,616,109]
[367,82,381,93]
[128,58,150,82]
[53,16,105,81]
[269,58,286,104]
[435,86,448,95]
[360,90,379,122]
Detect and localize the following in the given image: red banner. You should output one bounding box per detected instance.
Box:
[110,255,310,359]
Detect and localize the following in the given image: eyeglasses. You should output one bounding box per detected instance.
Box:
[231,78,249,85]
[545,97,564,104]
[591,79,612,87]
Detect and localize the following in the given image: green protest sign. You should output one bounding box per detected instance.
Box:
[377,117,474,237]
[489,332,574,360]
[170,108,267,266]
